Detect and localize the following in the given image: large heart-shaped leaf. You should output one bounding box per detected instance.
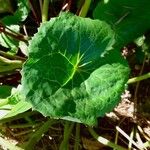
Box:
[21,12,129,125]
[93,0,150,47]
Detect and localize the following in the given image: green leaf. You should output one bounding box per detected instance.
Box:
[19,41,28,56]
[0,25,19,53]
[0,0,30,53]
[8,85,25,105]
[93,0,150,47]
[0,85,12,99]
[141,35,150,58]
[135,35,150,60]
[0,85,32,119]
[21,12,129,125]
[134,36,145,47]
[1,0,30,25]
[3,100,31,119]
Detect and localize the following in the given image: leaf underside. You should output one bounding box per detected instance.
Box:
[21,12,129,125]
[1,0,30,25]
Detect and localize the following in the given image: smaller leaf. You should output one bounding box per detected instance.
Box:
[0,25,19,54]
[1,0,30,25]
[141,36,150,58]
[3,100,31,119]
[135,35,150,59]
[134,36,145,47]
[0,105,12,119]
[0,85,32,120]
[0,85,12,99]
[19,41,28,56]
[8,84,25,105]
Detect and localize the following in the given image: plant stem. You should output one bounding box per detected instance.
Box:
[0,56,23,64]
[0,98,9,107]
[10,128,35,137]
[0,111,37,124]
[88,127,126,150]
[79,0,92,17]
[74,123,80,150]
[59,121,74,150]
[116,126,140,149]
[39,0,43,16]
[0,50,26,60]
[137,125,150,141]
[127,72,150,84]
[0,23,29,43]
[0,56,23,73]
[42,0,50,22]
[114,126,119,150]
[128,127,134,150]
[25,119,57,149]
[8,122,41,129]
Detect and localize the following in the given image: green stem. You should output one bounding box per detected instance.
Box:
[0,56,23,73]
[0,111,37,124]
[127,72,150,84]
[128,127,134,150]
[8,122,41,129]
[59,121,74,150]
[0,98,9,107]
[0,24,29,43]
[0,50,26,60]
[42,0,50,22]
[88,127,126,150]
[0,56,23,64]
[74,123,80,150]
[25,119,57,150]
[79,0,92,17]
[10,128,35,137]
[114,127,119,150]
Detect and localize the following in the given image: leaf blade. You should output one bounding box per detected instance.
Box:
[22,12,129,125]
